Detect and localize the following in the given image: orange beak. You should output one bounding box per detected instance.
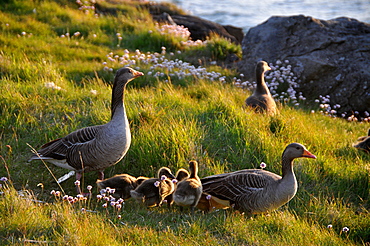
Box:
[133,70,144,78]
[302,149,317,159]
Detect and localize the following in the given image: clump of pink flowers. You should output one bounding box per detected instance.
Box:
[76,0,97,15]
[156,24,191,39]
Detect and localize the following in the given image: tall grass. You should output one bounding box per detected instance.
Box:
[0,0,369,245]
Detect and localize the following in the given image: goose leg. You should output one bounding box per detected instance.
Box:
[75,172,82,194]
[97,170,104,180]
[191,206,195,216]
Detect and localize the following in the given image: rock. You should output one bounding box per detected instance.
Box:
[238,15,370,116]
[223,25,244,44]
[95,1,243,47]
[153,13,243,44]
[155,12,177,25]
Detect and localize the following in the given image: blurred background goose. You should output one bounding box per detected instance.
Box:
[173,160,202,213]
[130,167,176,207]
[28,67,144,183]
[200,143,316,215]
[353,129,370,153]
[245,61,277,115]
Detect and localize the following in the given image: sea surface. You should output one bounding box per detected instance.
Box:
[152,0,370,31]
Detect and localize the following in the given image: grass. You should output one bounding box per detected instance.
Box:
[0,0,369,245]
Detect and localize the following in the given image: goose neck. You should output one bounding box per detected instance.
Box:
[110,83,126,120]
[189,162,199,179]
[255,70,270,95]
[281,156,294,179]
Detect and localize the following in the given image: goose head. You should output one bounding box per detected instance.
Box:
[175,168,190,182]
[157,167,176,180]
[256,61,271,77]
[136,176,149,185]
[114,67,144,85]
[188,160,199,178]
[283,143,317,161]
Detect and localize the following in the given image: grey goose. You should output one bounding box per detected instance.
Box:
[28,67,144,182]
[200,143,316,215]
[245,61,278,115]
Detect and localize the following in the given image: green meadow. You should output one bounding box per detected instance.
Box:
[0,0,369,245]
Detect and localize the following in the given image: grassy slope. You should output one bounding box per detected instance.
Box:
[0,0,369,245]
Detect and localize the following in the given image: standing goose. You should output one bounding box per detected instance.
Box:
[28,67,144,182]
[200,143,316,215]
[173,160,203,212]
[245,61,277,115]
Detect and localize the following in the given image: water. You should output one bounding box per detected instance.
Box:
[153,0,370,31]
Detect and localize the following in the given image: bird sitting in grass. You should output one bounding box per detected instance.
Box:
[353,129,370,153]
[96,174,148,200]
[173,160,203,213]
[245,61,277,115]
[130,167,176,207]
[200,143,316,216]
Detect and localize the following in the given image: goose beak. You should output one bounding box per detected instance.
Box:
[133,70,144,78]
[302,149,317,159]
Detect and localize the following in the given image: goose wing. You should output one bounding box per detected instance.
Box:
[30,125,103,161]
[201,169,280,202]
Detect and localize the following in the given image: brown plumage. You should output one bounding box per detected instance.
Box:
[200,143,316,215]
[130,167,176,207]
[245,61,277,115]
[96,174,148,200]
[28,67,144,182]
[353,129,370,153]
[173,161,203,212]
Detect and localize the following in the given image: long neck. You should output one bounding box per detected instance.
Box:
[110,81,126,120]
[189,162,198,179]
[255,69,270,95]
[277,154,298,206]
[281,155,294,179]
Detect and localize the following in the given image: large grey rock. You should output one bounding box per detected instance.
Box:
[238,15,370,116]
